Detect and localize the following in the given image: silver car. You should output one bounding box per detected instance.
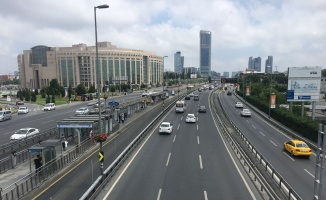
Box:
[18,107,29,114]
[240,109,251,117]
[76,107,90,115]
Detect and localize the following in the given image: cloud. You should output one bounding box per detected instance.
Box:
[0,0,325,75]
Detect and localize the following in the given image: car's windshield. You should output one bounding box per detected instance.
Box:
[15,129,28,134]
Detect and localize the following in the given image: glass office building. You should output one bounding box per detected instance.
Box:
[200,30,211,77]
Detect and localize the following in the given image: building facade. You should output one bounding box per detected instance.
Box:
[18,42,164,90]
[265,56,273,74]
[174,51,184,74]
[200,30,211,77]
[248,56,261,72]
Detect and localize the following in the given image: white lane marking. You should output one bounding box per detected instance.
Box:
[4,131,14,135]
[199,155,203,169]
[173,135,176,143]
[157,189,162,200]
[304,169,315,178]
[41,120,53,124]
[246,120,249,123]
[166,153,171,166]
[181,116,183,120]
[197,136,200,144]
[252,125,256,129]
[283,152,295,161]
[270,140,277,146]
[204,191,208,200]
[259,131,265,136]
[197,117,199,121]
[177,124,180,130]
[197,124,199,131]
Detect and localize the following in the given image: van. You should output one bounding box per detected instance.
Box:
[0,110,12,121]
[43,103,56,111]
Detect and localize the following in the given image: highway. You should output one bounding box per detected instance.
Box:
[97,89,263,200]
[218,91,326,200]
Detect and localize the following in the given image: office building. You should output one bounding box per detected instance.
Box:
[174,51,184,74]
[248,57,261,72]
[18,42,164,90]
[200,30,211,77]
[265,56,273,74]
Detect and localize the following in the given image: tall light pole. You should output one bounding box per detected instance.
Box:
[94,4,109,176]
[162,56,168,109]
[268,67,272,119]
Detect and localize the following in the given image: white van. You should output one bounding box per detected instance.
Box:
[43,103,56,111]
[0,110,12,121]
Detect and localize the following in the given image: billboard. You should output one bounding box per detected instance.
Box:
[190,74,197,79]
[287,67,322,102]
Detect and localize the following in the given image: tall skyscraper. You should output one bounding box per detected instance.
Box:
[265,56,273,74]
[248,56,261,72]
[200,30,211,77]
[174,51,184,74]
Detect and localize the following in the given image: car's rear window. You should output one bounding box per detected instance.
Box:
[161,124,169,127]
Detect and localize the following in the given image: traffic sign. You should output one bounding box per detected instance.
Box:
[99,151,104,163]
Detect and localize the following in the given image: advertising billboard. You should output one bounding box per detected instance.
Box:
[190,74,197,79]
[287,67,322,102]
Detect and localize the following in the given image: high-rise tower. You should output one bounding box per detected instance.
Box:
[200,30,211,77]
[174,51,184,74]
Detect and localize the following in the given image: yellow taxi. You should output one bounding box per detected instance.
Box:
[283,139,312,158]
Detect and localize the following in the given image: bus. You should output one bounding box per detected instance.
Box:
[175,101,186,113]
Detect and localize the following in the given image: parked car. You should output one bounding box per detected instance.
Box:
[240,109,251,117]
[235,102,243,108]
[283,139,312,158]
[76,107,89,115]
[0,110,12,121]
[16,101,24,105]
[186,114,196,123]
[18,107,29,114]
[43,103,56,111]
[10,128,40,141]
[159,122,173,134]
[198,106,206,113]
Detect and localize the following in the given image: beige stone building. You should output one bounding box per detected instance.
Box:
[18,42,164,90]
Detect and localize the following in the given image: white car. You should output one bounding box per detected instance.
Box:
[18,107,29,114]
[186,114,196,123]
[240,109,251,117]
[43,103,56,111]
[10,128,40,141]
[189,92,194,97]
[76,107,90,115]
[159,122,173,134]
[235,102,243,108]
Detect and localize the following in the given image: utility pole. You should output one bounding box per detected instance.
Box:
[313,124,326,199]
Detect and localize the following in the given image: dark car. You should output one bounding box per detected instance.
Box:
[198,106,206,113]
[185,95,191,100]
[227,91,232,95]
[16,101,24,105]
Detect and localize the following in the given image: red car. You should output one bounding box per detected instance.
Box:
[16,101,24,105]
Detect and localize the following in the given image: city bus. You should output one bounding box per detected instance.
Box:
[175,101,186,113]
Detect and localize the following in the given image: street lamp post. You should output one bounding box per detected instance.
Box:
[162,56,168,109]
[268,69,272,119]
[94,4,109,176]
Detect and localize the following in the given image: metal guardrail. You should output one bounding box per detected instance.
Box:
[218,92,302,199]
[0,149,28,174]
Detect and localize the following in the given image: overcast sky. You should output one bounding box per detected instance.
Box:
[0,0,325,75]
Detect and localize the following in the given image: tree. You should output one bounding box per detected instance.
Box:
[110,85,116,93]
[88,83,96,93]
[68,85,73,101]
[34,89,39,95]
[25,89,31,101]
[60,86,65,97]
[51,95,55,103]
[322,69,326,77]
[31,92,37,102]
[49,79,61,96]
[76,84,87,96]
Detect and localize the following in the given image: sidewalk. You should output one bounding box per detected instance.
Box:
[0,100,159,191]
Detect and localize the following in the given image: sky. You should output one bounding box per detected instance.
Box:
[0,0,325,75]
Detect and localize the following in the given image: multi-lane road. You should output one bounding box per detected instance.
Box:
[219,92,326,200]
[98,89,263,200]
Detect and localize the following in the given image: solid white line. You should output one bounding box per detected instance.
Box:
[304,169,315,178]
[157,189,162,200]
[199,155,203,169]
[252,125,256,129]
[270,140,277,146]
[181,116,183,120]
[177,124,180,130]
[41,120,53,124]
[197,136,200,144]
[103,123,159,199]
[283,152,295,161]
[259,131,265,136]
[166,152,171,166]
[173,135,176,143]
[204,191,208,200]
